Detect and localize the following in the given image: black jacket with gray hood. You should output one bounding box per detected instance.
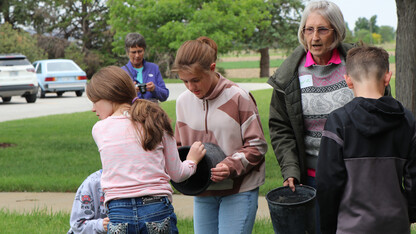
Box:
[316,96,416,234]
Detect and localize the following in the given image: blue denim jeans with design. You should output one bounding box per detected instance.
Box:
[106,196,178,234]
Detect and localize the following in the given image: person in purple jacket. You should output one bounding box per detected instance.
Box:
[121,33,169,102]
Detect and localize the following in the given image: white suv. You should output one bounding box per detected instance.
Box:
[0,54,38,103]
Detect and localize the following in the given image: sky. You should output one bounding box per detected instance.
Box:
[323,0,397,30]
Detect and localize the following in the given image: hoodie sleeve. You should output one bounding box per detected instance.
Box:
[221,92,267,178]
[68,172,106,234]
[316,112,347,234]
[405,122,416,223]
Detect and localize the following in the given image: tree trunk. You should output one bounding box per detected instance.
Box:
[396,0,416,116]
[259,47,270,78]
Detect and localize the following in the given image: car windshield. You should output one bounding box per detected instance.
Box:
[47,62,79,72]
[0,58,31,66]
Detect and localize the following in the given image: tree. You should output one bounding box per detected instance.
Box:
[354,17,370,32]
[244,0,304,78]
[108,0,268,77]
[0,23,46,62]
[0,0,116,77]
[395,0,416,116]
[354,15,378,35]
[379,26,395,43]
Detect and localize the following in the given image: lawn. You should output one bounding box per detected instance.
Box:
[0,209,275,233]
[0,88,281,194]
[217,59,285,69]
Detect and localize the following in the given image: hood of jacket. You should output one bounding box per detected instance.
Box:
[345,96,405,137]
[204,73,237,100]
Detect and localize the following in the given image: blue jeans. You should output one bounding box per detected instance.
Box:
[106,196,178,234]
[306,176,321,234]
[193,188,259,234]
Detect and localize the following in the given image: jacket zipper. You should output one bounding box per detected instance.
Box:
[203,99,208,133]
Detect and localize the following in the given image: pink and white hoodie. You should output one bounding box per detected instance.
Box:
[175,74,268,196]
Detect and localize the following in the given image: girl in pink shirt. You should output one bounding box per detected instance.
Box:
[86,66,206,234]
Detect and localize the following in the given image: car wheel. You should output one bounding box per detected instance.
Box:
[37,88,46,98]
[2,97,11,102]
[57,91,64,97]
[75,90,83,97]
[25,93,37,103]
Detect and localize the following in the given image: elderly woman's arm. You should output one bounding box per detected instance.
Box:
[269,89,301,190]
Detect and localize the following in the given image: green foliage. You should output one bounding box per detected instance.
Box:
[354,15,378,34]
[0,23,46,62]
[108,0,269,55]
[351,15,395,44]
[379,26,396,43]
[244,0,304,52]
[64,43,87,70]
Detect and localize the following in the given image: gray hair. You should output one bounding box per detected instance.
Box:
[298,0,346,51]
[125,33,147,53]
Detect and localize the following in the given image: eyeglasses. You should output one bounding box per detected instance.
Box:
[302,27,334,35]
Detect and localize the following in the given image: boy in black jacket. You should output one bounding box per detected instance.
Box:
[316,46,416,234]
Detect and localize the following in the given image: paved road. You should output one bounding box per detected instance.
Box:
[0,83,271,122]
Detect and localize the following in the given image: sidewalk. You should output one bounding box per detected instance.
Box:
[0,192,271,219]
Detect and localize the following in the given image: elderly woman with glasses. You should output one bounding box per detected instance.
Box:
[268,1,390,233]
[121,33,169,102]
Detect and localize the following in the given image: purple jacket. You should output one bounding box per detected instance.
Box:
[121,60,169,102]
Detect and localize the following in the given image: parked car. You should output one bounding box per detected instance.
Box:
[0,54,38,103]
[32,59,87,98]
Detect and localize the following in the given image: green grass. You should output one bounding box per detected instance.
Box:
[0,209,70,234]
[0,209,275,233]
[217,59,284,69]
[164,77,269,83]
[1,209,414,234]
[0,89,281,194]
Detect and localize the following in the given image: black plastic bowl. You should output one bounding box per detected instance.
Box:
[171,143,226,196]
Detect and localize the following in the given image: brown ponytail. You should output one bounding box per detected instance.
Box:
[87,66,173,151]
[130,99,173,151]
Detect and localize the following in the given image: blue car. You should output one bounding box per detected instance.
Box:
[32,59,87,98]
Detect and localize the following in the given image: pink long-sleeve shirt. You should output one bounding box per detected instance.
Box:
[92,115,196,204]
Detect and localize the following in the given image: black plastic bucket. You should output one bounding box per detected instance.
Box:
[266,185,316,234]
[171,143,226,196]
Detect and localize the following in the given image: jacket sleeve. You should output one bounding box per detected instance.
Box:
[405,122,416,223]
[68,175,106,234]
[316,113,347,234]
[221,92,267,178]
[268,89,301,182]
[151,65,169,102]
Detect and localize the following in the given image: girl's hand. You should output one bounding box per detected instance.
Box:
[186,141,206,164]
[210,163,230,182]
[103,217,110,232]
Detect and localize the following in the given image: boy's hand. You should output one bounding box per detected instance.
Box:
[211,163,230,182]
[186,141,206,164]
[103,217,110,232]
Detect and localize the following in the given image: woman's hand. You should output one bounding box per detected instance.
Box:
[283,177,297,192]
[146,81,155,92]
[186,141,206,164]
[211,163,230,182]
